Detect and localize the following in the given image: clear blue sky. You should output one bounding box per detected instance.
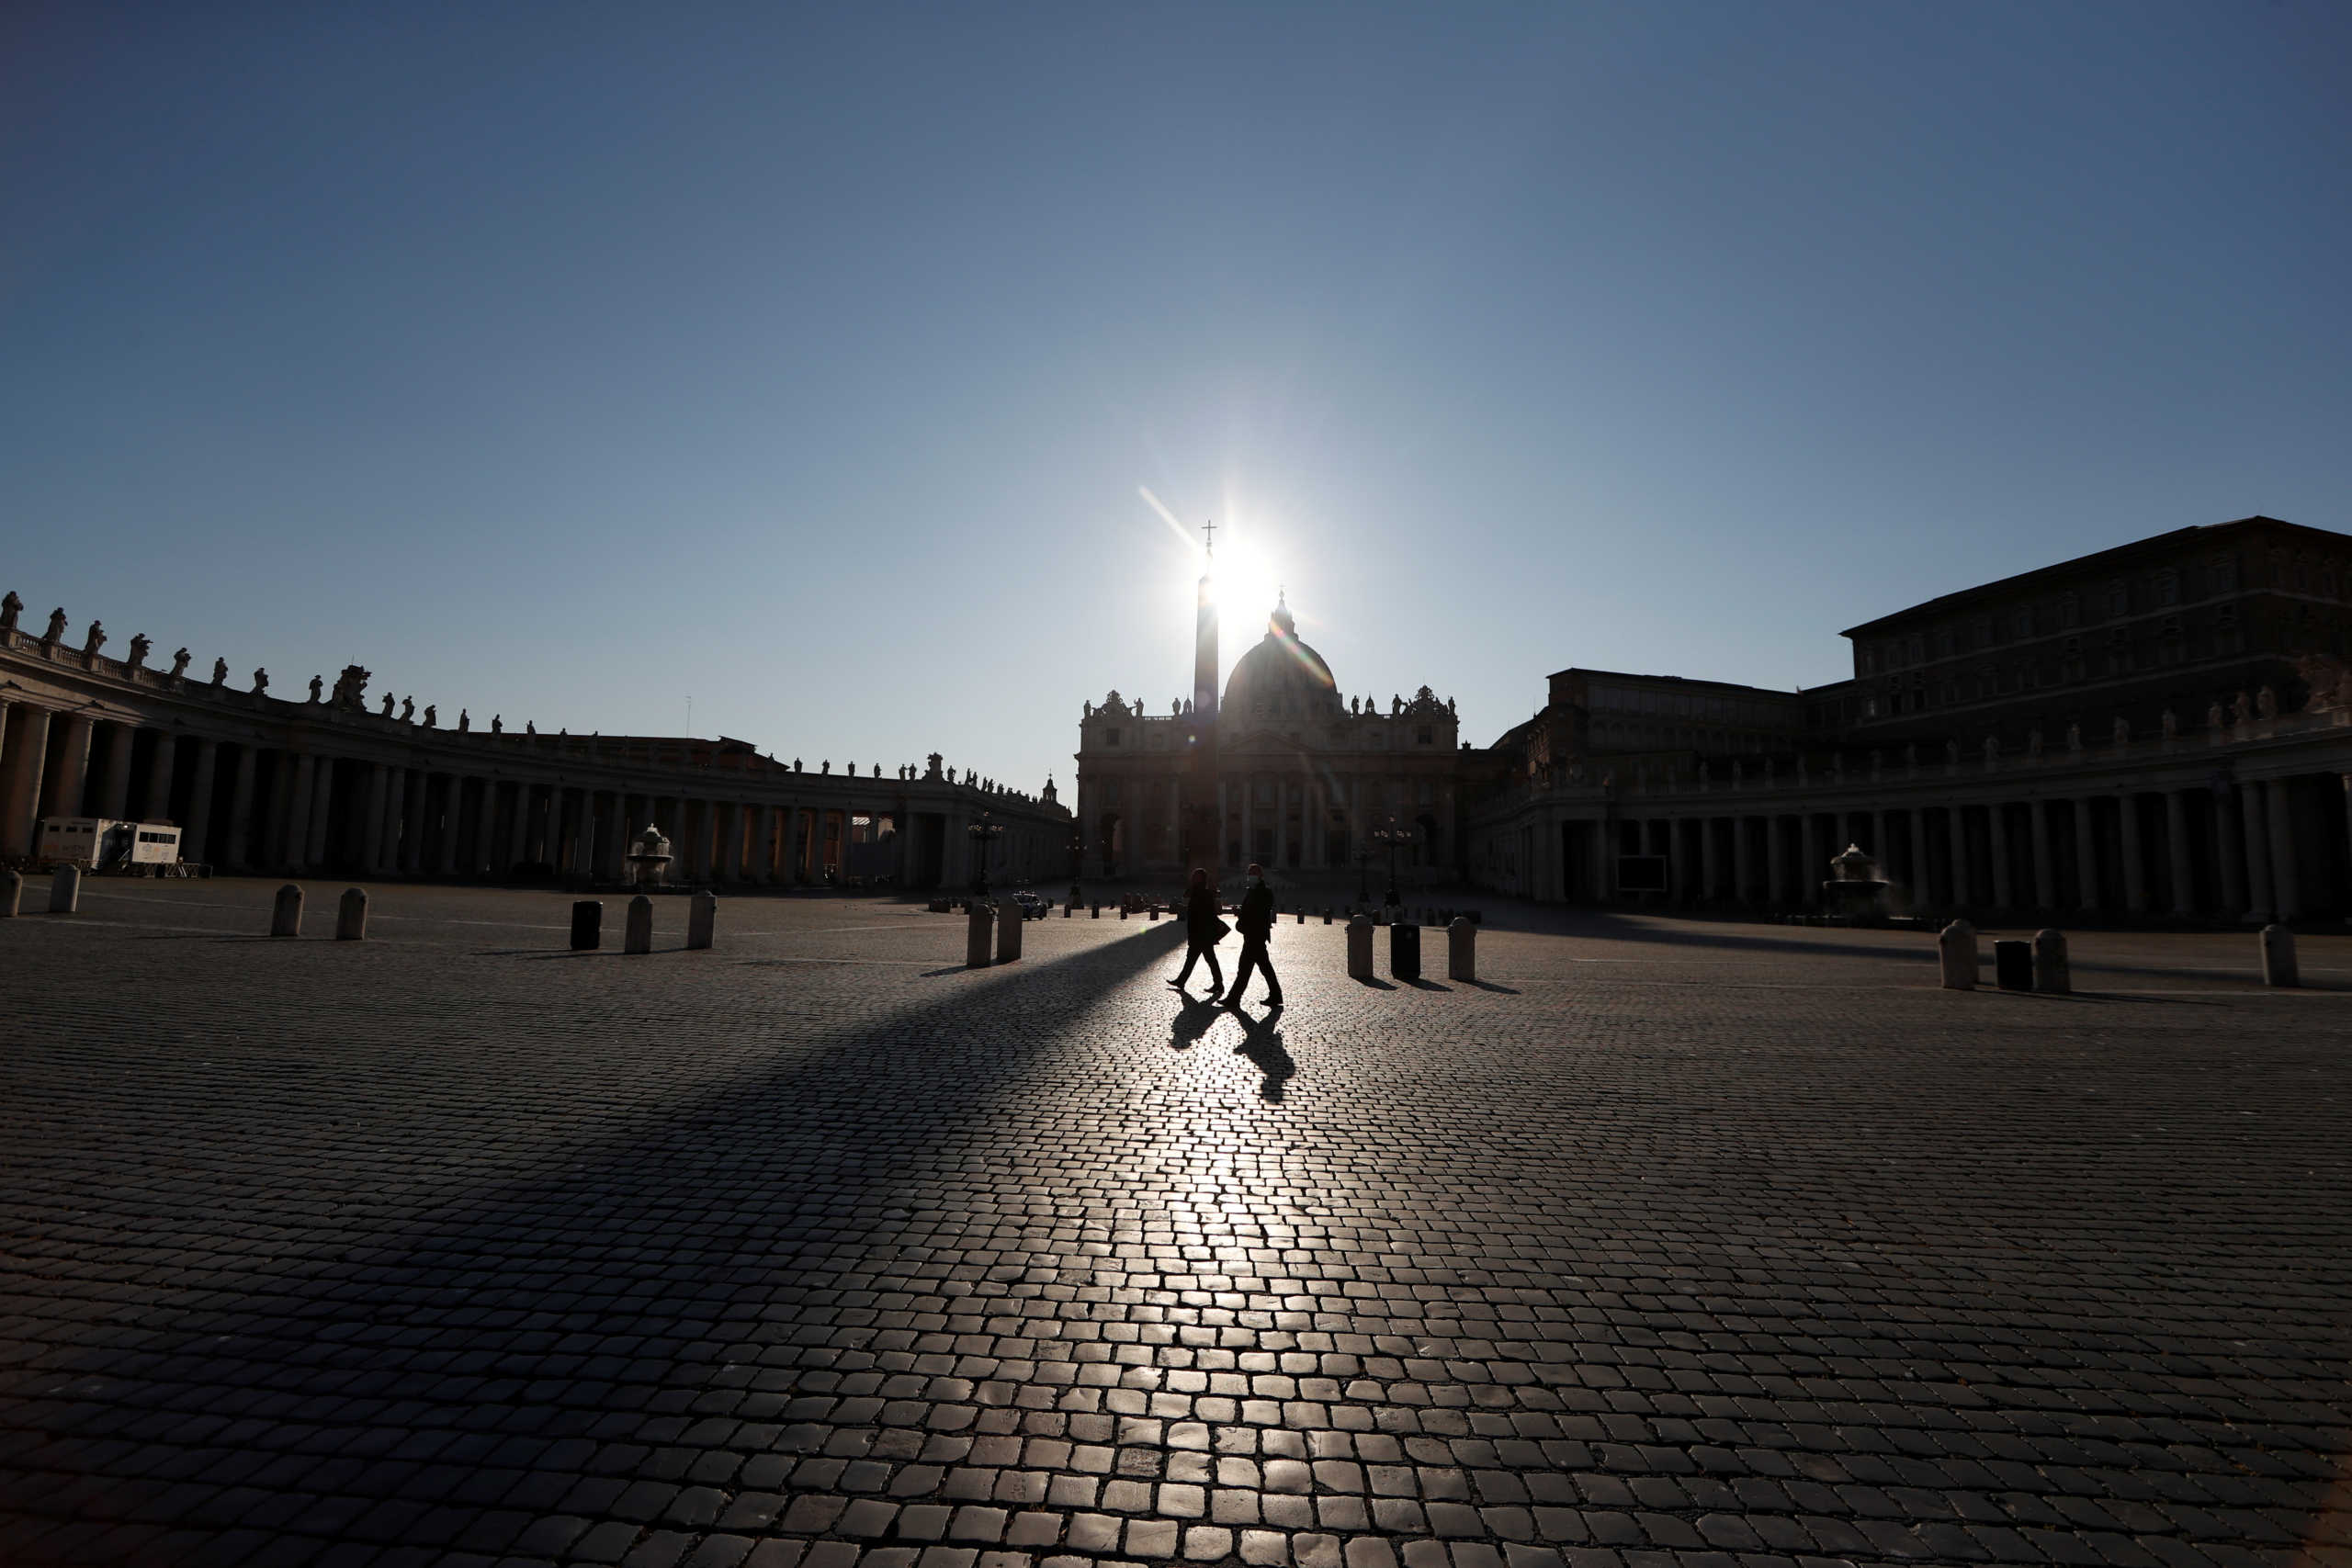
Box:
[6,3,2347,791]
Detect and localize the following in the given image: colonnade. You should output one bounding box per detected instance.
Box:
[0,650,1069,888]
[1096,769,1450,879]
[1480,755,2352,923]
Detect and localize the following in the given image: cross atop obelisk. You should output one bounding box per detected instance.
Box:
[1202,518,1216,558]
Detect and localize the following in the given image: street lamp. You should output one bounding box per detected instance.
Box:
[968,812,1003,897]
[1368,815,1415,908]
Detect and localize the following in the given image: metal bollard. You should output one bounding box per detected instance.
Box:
[335,887,368,941]
[1390,919,1422,982]
[997,898,1023,963]
[1295,910,1304,924]
[1993,939,2030,991]
[2261,923,2299,987]
[1091,903,1100,919]
[1322,908,1331,925]
[1149,907,1159,921]
[686,890,716,950]
[625,895,653,953]
[47,864,83,914]
[1347,913,1374,980]
[2,867,21,917]
[967,902,995,967]
[2032,930,2069,994]
[571,900,603,951]
[269,882,302,937]
[1937,919,1976,989]
[1447,916,1476,982]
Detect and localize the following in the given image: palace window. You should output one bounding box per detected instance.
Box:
[2106,627,2132,674]
[2108,579,2129,617]
[2059,592,2079,628]
[1104,728,1121,747]
[2014,608,2033,639]
[1416,727,1432,746]
[2211,554,2236,592]
[1973,615,1995,648]
[2156,570,2178,607]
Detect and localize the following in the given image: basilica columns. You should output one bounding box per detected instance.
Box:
[2165,791,2196,918]
[2030,801,2056,911]
[2240,784,2274,923]
[2267,778,2300,921]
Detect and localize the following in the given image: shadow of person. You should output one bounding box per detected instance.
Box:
[1170,996,1219,1051]
[1233,1006,1294,1100]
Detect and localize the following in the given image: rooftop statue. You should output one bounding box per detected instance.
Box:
[423,705,437,728]
[2257,684,2278,718]
[0,591,19,633]
[82,620,106,660]
[42,607,67,644]
[127,634,151,671]
[309,675,324,703]
[252,667,269,695]
[458,708,469,731]
[169,648,190,680]
[211,657,229,685]
[2112,715,2131,743]
[380,692,394,716]
[401,696,413,722]
[526,720,535,735]
[491,715,503,733]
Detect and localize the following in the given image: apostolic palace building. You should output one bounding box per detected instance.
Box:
[0,594,1069,891]
[1468,514,2352,923]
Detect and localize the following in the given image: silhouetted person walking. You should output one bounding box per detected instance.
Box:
[1169,867,1227,997]
[1223,863,1283,1009]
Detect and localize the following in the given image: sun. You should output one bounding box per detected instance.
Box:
[1205,532,1284,637]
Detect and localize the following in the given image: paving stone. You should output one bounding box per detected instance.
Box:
[0,886,2345,1568]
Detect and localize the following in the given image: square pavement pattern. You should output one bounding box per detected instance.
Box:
[3,882,2347,1568]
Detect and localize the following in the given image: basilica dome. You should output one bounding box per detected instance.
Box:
[1221,594,1340,722]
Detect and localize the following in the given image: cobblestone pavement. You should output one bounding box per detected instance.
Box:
[3,879,2347,1568]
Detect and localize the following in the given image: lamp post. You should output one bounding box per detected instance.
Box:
[968,812,1003,897]
[1369,815,1414,908]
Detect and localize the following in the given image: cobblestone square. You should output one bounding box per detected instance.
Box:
[3,881,2347,1568]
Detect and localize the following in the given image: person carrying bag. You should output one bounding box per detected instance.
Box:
[1169,867,1228,997]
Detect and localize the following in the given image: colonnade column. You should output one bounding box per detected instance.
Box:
[2030,800,2056,912]
[1799,813,1823,909]
[1946,805,1971,906]
[2238,784,2273,923]
[283,754,318,873]
[397,771,425,874]
[52,714,96,824]
[145,732,179,829]
[1988,803,2013,910]
[361,764,391,874]
[435,778,462,874]
[2267,779,2301,921]
[2214,786,2247,919]
[2074,797,2098,911]
[98,720,135,818]
[180,739,218,864]
[2,705,51,856]
[2119,795,2149,914]
[1765,812,1787,905]
[307,759,334,870]
[1732,815,1753,905]
[223,745,259,870]
[380,767,407,873]
[1700,817,1721,903]
[1908,808,1929,909]
[2165,791,2196,918]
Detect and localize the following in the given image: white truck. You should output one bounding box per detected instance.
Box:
[35,818,193,875]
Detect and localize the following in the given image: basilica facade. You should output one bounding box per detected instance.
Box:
[1073,581,1467,883]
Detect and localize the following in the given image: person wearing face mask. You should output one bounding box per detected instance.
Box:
[1222,863,1283,1010]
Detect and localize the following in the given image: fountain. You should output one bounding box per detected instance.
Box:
[1819,842,1889,920]
[624,824,673,887]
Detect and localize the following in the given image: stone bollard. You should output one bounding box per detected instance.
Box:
[1937,919,1976,990]
[625,895,654,953]
[997,899,1023,963]
[2,867,21,917]
[967,902,995,967]
[2032,930,2070,994]
[1064,902,1072,918]
[686,890,716,951]
[1091,903,1100,919]
[269,882,302,937]
[48,864,83,914]
[1149,907,1159,921]
[1993,939,2030,992]
[2261,923,2299,987]
[571,900,603,951]
[1323,908,1331,925]
[1391,919,1422,982]
[1346,914,1374,980]
[1295,910,1304,924]
[335,887,368,941]
[1447,917,1476,982]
